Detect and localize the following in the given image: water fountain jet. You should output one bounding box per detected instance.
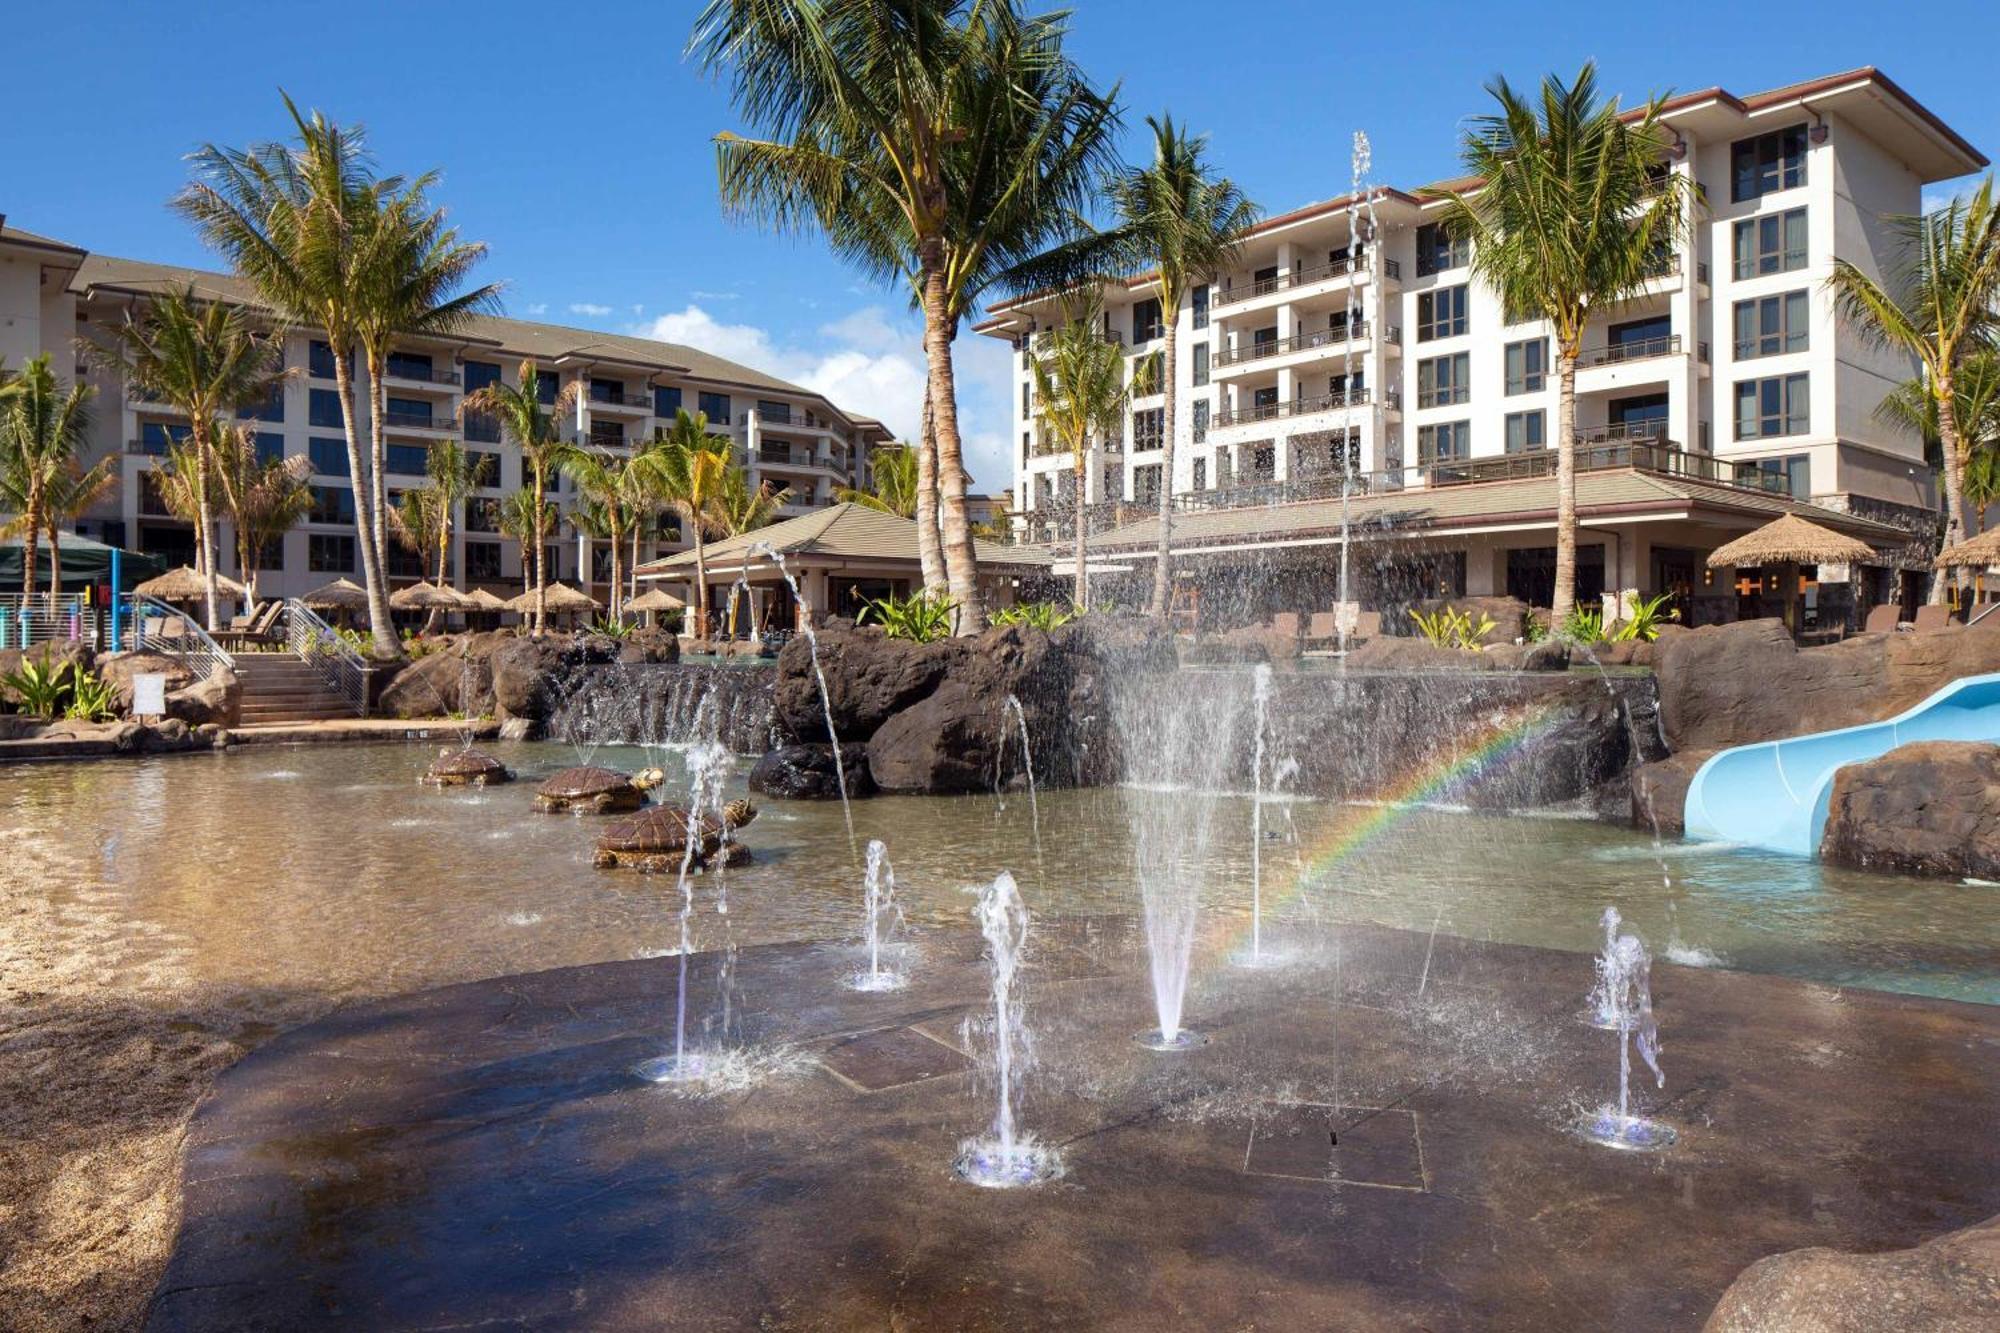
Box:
[1577,917,1676,1151]
[846,838,906,992]
[953,871,1061,1188]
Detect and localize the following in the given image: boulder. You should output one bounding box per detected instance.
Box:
[96,651,196,714]
[773,627,965,743]
[490,634,616,721]
[1628,749,1715,835]
[165,667,240,728]
[618,628,681,665]
[378,650,488,719]
[1820,741,2000,879]
[142,717,193,751]
[0,638,96,706]
[0,715,48,740]
[748,743,874,800]
[1704,1212,2000,1332]
[1347,635,1568,672]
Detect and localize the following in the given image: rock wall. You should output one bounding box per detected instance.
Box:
[1705,1211,2000,1332]
[547,660,778,756]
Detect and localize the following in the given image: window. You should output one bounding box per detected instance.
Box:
[464,497,501,533]
[654,385,682,418]
[1417,421,1471,464]
[1192,285,1210,331]
[1192,456,1207,490]
[1504,410,1546,453]
[1609,314,1673,355]
[308,438,349,477]
[1737,454,1811,499]
[533,369,558,406]
[308,485,355,524]
[758,399,792,424]
[386,350,434,382]
[237,382,284,423]
[464,360,503,442]
[1731,124,1808,202]
[1132,297,1164,343]
[384,396,435,428]
[387,542,429,579]
[1133,351,1165,397]
[699,391,730,424]
[1192,398,1210,444]
[1504,339,1546,395]
[309,340,339,380]
[1733,208,1808,279]
[1133,463,1162,504]
[1133,408,1164,451]
[139,421,191,455]
[308,534,355,573]
[386,443,430,476]
[1734,291,1810,360]
[1192,343,1209,387]
[466,540,503,581]
[1022,381,1031,415]
[309,388,344,428]
[1416,285,1468,341]
[1416,353,1470,408]
[466,450,500,488]
[589,421,624,447]
[258,535,285,572]
[254,433,285,466]
[1415,221,1469,277]
[1735,373,1809,440]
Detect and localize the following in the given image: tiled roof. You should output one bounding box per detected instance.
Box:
[638,502,1050,573]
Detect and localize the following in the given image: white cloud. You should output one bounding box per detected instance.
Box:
[569,302,613,318]
[1922,176,1982,214]
[525,302,548,316]
[690,289,741,301]
[632,303,1017,492]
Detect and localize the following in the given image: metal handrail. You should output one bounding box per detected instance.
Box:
[1579,334,1682,367]
[126,593,235,682]
[0,593,97,650]
[1215,323,1372,367]
[283,599,369,716]
[1215,387,1373,428]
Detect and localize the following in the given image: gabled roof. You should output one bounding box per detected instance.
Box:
[637,501,1049,573]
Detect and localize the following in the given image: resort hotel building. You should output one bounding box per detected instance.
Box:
[0,222,894,606]
[979,68,1986,631]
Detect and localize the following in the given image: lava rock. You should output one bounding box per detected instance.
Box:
[490,635,615,722]
[1628,749,1715,834]
[165,667,240,728]
[0,638,96,707]
[1704,1211,2000,1332]
[748,743,874,800]
[773,627,965,743]
[379,650,488,719]
[617,628,682,665]
[1346,635,1568,672]
[96,650,196,713]
[1819,741,2000,879]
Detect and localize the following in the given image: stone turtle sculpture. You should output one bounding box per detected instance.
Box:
[420,747,513,787]
[533,765,648,814]
[592,799,758,872]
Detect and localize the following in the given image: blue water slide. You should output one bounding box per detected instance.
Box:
[1683,672,2000,856]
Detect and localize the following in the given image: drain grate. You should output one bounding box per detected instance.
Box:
[1243,1102,1430,1193]
[819,1026,973,1094]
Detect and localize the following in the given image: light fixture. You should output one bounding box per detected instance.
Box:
[1809,116,1829,146]
[1669,134,1688,162]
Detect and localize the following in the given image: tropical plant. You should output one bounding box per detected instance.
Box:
[1428,63,1692,622]
[857,589,958,643]
[0,356,96,611]
[1877,347,2000,549]
[1609,591,1677,642]
[2,658,73,718]
[2,453,117,601]
[591,615,636,640]
[1030,295,1128,609]
[176,94,402,655]
[690,0,1119,631]
[648,408,732,638]
[213,424,314,604]
[836,441,919,517]
[461,363,576,634]
[564,447,659,621]
[65,666,118,722]
[714,466,792,537]
[1560,604,1606,644]
[1829,178,2000,598]
[990,600,1077,630]
[496,487,555,602]
[1409,605,1497,651]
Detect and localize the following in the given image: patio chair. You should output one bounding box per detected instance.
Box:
[217,599,286,650]
[1350,609,1382,644]
[1301,612,1341,652]
[1913,604,1959,632]
[1861,604,1903,635]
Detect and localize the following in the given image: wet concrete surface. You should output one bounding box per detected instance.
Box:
[147,921,2000,1331]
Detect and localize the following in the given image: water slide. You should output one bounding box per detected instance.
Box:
[1683,672,2000,856]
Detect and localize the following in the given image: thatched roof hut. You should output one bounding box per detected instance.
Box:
[1934,527,2000,569]
[464,588,511,612]
[625,587,685,613]
[300,577,370,611]
[389,581,472,610]
[1706,514,1874,569]
[506,583,600,613]
[134,565,247,602]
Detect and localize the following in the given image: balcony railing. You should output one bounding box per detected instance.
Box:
[1214,256,1401,307]
[1214,322,1378,367]
[1578,334,1681,367]
[588,387,649,407]
[1214,387,1375,429]
[384,364,461,386]
[381,408,448,430]
[1030,328,1125,351]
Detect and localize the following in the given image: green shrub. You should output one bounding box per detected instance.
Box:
[592,616,636,639]
[857,591,958,642]
[1560,605,1606,644]
[2,658,74,718]
[991,601,1078,630]
[1609,592,1677,643]
[1409,605,1497,651]
[64,667,117,721]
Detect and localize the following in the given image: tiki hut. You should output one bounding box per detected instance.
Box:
[505,582,601,626]
[625,586,685,628]
[134,565,247,604]
[389,581,472,611]
[300,577,370,612]
[1933,527,2000,570]
[1707,514,1875,634]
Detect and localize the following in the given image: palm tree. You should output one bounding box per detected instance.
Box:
[690,0,1118,631]
[649,407,731,639]
[561,448,643,621]
[175,92,403,656]
[1,456,117,602]
[1429,63,1691,622]
[1030,299,1128,608]
[461,363,575,635]
[351,186,500,574]
[209,422,313,606]
[1102,115,1258,618]
[0,356,96,608]
[424,437,493,589]
[836,441,919,517]
[713,466,792,638]
[497,487,555,603]
[91,287,285,629]
[1829,179,2000,599]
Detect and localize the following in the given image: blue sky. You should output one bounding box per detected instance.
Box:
[5,0,1995,489]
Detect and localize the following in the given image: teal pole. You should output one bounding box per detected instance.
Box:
[110,549,122,652]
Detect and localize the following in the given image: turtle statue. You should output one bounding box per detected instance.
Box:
[592,799,758,872]
[630,766,667,792]
[420,747,513,788]
[533,765,649,814]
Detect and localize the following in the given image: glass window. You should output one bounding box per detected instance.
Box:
[699,391,731,424]
[386,443,430,476]
[237,382,284,423]
[1734,373,1810,440]
[464,497,501,533]
[1192,343,1209,387]
[1504,410,1546,453]
[308,485,355,524]
[1415,221,1470,277]
[1417,421,1471,464]
[1736,454,1811,499]
[1192,456,1207,490]
[1504,339,1546,395]
[1417,353,1470,408]
[533,369,558,406]
[465,540,503,581]
[1132,297,1164,343]
[757,399,792,424]
[309,340,339,380]
[463,360,503,442]
[253,432,284,466]
[386,350,434,382]
[1417,285,1468,341]
[1133,408,1164,451]
[384,396,434,428]
[1192,398,1209,444]
[308,534,354,573]
[467,450,501,488]
[1192,285,1209,331]
[1731,125,1809,202]
[139,421,191,455]
[308,438,349,477]
[1733,208,1809,279]
[589,421,624,447]
[1733,291,1811,360]
[259,535,285,571]
[654,385,682,418]
[308,387,344,428]
[1133,352,1165,396]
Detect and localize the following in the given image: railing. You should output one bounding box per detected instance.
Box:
[1214,256,1401,307]
[1578,334,1681,367]
[126,593,235,682]
[384,364,462,386]
[283,599,368,716]
[1578,420,1671,445]
[1031,328,1124,350]
[381,408,448,430]
[1422,439,1788,494]
[1214,387,1374,428]
[1215,323,1373,367]
[0,594,97,650]
[589,387,649,407]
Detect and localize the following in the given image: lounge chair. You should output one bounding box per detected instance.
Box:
[1913,604,1959,632]
[1270,612,1302,645]
[216,600,286,651]
[1350,609,1382,644]
[1861,604,1903,634]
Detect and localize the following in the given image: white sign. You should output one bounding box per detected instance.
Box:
[132,673,167,718]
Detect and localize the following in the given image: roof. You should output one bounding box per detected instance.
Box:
[1074,469,1910,558]
[64,250,892,439]
[0,219,88,263]
[637,501,1051,574]
[1706,512,1879,567]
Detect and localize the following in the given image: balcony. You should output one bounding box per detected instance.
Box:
[1214,256,1401,309]
[587,387,654,414]
[379,408,453,433]
[383,363,461,388]
[1213,322,1396,369]
[1213,386,1380,430]
[1578,333,1684,367]
[1030,328,1124,351]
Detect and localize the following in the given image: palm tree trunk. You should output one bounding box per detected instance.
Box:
[1553,350,1580,623]
[628,525,641,614]
[46,523,61,603]
[608,520,623,622]
[425,524,448,635]
[21,492,41,613]
[193,424,222,633]
[333,355,399,657]
[693,528,710,641]
[921,259,982,631]
[366,354,391,578]
[1151,318,1179,620]
[532,468,549,636]
[915,383,945,594]
[1935,372,1968,607]
[1072,444,1088,609]
[237,525,255,614]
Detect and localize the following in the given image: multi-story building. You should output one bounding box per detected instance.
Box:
[979,68,1983,627]
[0,223,894,605]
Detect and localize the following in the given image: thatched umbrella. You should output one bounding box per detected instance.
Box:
[1934,527,2000,570]
[135,565,247,603]
[1708,514,1875,634]
[300,577,370,612]
[464,587,511,612]
[626,586,685,627]
[389,580,472,611]
[506,582,601,624]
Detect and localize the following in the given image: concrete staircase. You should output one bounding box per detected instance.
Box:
[234,654,359,725]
